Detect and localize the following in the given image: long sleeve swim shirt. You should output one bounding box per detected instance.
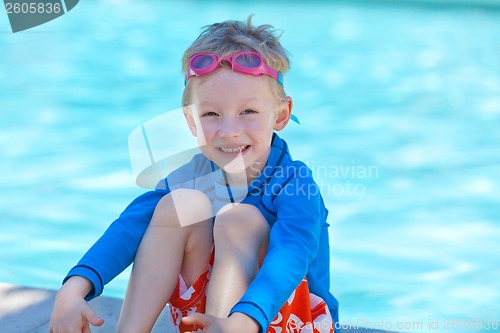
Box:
[64,133,339,332]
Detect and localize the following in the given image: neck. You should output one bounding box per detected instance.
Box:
[223,169,248,188]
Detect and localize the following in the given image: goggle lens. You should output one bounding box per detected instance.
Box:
[235,53,261,68]
[191,54,215,69]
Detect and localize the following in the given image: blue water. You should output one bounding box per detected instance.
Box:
[1,1,499,332]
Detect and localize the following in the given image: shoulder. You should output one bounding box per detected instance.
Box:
[266,161,328,226]
[270,141,315,184]
[269,140,324,202]
[262,156,322,208]
[262,135,329,221]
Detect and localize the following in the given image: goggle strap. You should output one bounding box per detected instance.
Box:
[277,72,284,86]
[290,114,300,124]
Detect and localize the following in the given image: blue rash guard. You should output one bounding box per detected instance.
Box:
[64,133,339,332]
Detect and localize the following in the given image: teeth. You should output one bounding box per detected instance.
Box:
[220,145,247,153]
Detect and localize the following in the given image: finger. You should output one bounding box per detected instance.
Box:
[83,323,91,333]
[82,306,104,327]
[182,312,211,327]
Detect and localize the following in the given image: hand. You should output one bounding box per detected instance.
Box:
[182,312,259,333]
[49,276,104,333]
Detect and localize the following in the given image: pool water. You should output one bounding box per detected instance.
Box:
[1,1,499,332]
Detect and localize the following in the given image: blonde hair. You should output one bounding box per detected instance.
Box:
[181,15,290,106]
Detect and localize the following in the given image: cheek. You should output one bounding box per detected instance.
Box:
[197,121,215,137]
[196,121,222,148]
[249,123,274,145]
[261,115,278,132]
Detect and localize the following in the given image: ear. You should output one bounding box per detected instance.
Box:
[183,105,198,137]
[273,97,293,131]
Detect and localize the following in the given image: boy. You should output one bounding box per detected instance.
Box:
[50,16,338,333]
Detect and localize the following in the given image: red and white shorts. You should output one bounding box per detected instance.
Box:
[168,251,335,333]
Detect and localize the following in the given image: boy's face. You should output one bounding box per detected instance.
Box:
[184,68,291,181]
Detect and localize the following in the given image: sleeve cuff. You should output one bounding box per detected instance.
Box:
[229,301,268,333]
[63,265,104,301]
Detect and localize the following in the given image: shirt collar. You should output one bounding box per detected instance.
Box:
[247,132,289,193]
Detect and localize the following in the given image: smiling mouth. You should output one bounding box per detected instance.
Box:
[217,145,250,153]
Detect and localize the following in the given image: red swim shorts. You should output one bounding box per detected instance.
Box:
[168,251,334,333]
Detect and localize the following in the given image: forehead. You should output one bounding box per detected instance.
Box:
[191,68,276,102]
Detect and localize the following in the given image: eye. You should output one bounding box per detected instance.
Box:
[242,109,257,115]
[201,111,219,117]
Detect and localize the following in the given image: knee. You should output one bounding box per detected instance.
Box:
[213,204,269,246]
[153,189,213,227]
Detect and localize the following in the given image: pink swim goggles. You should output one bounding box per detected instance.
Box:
[185,51,284,86]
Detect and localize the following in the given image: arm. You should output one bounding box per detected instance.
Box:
[50,189,169,332]
[64,188,169,300]
[51,189,168,332]
[230,175,325,332]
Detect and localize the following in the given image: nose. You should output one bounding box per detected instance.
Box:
[218,116,241,138]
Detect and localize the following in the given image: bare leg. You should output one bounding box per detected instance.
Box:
[117,189,214,333]
[205,204,270,317]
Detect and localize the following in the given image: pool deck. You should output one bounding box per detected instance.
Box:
[0,282,394,333]
[0,282,175,333]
